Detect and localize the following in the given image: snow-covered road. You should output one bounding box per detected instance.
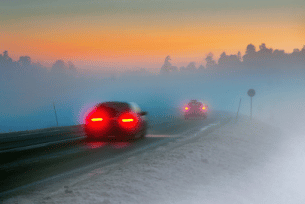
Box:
[3,117,305,204]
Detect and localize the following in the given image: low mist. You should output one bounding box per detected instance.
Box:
[1,47,305,204]
[1,70,304,133]
[1,44,305,133]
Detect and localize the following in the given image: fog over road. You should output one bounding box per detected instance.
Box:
[0,111,230,200]
[3,110,305,204]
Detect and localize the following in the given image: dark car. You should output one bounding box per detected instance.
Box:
[84,101,148,141]
[184,100,208,120]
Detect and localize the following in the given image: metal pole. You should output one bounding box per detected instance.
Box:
[250,97,252,120]
[53,102,59,127]
[236,98,241,120]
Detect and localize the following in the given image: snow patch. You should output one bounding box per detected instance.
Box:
[3,118,305,204]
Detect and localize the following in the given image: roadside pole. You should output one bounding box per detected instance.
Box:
[250,97,252,119]
[236,98,242,120]
[53,102,59,127]
[247,89,256,121]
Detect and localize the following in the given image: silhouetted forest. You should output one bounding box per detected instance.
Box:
[1,43,304,80]
[0,43,304,132]
[160,43,305,75]
[0,52,78,80]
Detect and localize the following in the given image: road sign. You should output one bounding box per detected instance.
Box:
[247,89,255,120]
[247,89,255,97]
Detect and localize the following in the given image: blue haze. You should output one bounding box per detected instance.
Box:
[0,46,304,132]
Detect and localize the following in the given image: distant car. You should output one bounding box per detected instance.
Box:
[84,101,148,141]
[183,100,208,120]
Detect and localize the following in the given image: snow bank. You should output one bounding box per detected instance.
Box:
[4,117,305,204]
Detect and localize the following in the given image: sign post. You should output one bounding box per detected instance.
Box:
[247,89,256,120]
[53,102,59,127]
[236,98,242,120]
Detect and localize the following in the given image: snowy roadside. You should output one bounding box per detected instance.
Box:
[4,117,305,204]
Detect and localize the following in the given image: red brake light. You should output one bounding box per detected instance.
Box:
[122,118,134,122]
[119,112,138,129]
[201,105,208,111]
[91,118,103,122]
[85,108,109,129]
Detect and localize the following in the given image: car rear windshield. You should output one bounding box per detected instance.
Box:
[188,101,202,108]
[96,102,130,117]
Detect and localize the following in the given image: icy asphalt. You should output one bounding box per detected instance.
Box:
[2,115,305,204]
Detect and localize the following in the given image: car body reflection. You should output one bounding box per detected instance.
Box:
[85,141,132,150]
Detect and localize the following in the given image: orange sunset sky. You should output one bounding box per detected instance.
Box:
[1,0,304,71]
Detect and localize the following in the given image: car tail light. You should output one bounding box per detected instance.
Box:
[91,118,103,122]
[201,105,208,111]
[85,109,109,129]
[122,118,134,122]
[184,106,190,111]
[119,112,138,129]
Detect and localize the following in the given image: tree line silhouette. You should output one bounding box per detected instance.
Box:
[1,42,304,79]
[0,52,78,81]
[160,43,305,75]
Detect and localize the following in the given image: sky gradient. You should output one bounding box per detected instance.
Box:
[1,0,304,71]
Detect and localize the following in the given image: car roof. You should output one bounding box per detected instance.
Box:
[97,101,130,110]
[189,100,201,103]
[188,100,203,106]
[96,101,142,113]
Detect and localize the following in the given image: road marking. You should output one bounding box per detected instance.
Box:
[19,129,66,136]
[200,122,219,131]
[19,129,69,137]
[179,122,220,142]
[200,126,209,131]
[20,132,40,136]
[50,130,61,132]
[1,148,81,169]
[0,136,86,154]
[146,134,175,138]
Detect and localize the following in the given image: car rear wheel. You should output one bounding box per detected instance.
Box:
[140,130,147,139]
